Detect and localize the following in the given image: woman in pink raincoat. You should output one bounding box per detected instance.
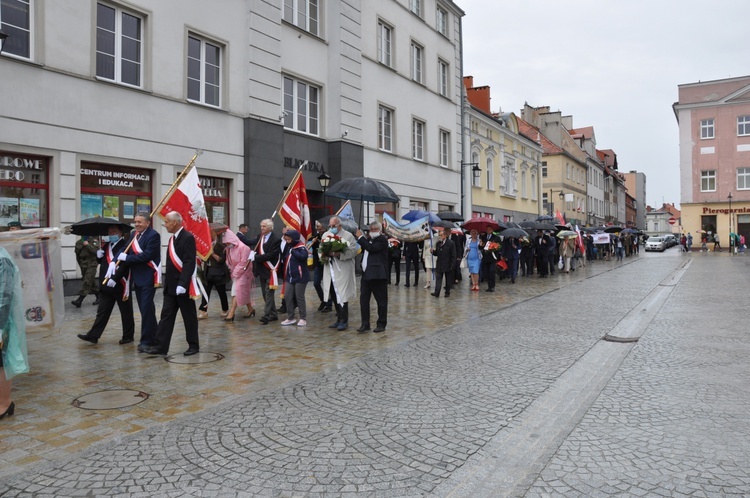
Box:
[222,229,255,321]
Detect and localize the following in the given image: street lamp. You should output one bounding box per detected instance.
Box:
[459,162,481,217]
[549,189,565,216]
[0,30,8,55]
[318,167,331,216]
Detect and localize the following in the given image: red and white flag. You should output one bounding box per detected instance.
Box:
[279,171,312,240]
[555,209,566,226]
[157,165,213,260]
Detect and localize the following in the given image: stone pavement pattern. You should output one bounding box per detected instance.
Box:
[1,250,749,496]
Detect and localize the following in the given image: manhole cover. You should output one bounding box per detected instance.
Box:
[72,389,149,410]
[165,352,225,364]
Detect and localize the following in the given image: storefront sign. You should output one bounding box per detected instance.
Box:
[702,207,750,214]
[283,157,325,173]
[80,164,151,191]
[0,154,45,182]
[199,176,227,198]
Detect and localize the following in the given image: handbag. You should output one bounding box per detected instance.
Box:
[558,256,564,270]
[206,263,229,284]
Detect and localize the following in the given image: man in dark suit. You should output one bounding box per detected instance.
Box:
[479,226,502,292]
[534,230,551,278]
[431,228,456,297]
[402,240,422,287]
[356,222,389,333]
[248,218,281,324]
[77,225,134,345]
[450,229,466,285]
[117,211,161,351]
[143,211,199,356]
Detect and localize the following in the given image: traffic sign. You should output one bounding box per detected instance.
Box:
[668,217,676,225]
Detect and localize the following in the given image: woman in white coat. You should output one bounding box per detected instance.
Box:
[422,230,437,288]
[319,216,358,331]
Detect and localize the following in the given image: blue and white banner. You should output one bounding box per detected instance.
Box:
[383,213,430,242]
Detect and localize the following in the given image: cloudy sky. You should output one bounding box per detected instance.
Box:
[460,0,749,209]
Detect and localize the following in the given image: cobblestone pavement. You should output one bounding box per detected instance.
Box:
[1,249,748,496]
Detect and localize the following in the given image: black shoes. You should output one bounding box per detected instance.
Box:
[142,346,168,355]
[0,401,15,420]
[486,288,494,292]
[183,348,199,356]
[431,292,439,297]
[317,302,327,311]
[71,296,84,308]
[357,325,371,333]
[444,292,450,297]
[404,283,410,287]
[373,327,386,333]
[321,306,333,313]
[119,338,134,345]
[329,322,341,329]
[77,334,98,344]
[92,294,100,305]
[278,304,287,314]
[260,315,278,325]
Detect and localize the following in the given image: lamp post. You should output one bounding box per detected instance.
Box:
[549,189,564,216]
[0,30,8,55]
[728,192,733,254]
[460,162,481,218]
[317,167,331,216]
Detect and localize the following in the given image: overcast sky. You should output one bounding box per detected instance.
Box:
[460,0,749,209]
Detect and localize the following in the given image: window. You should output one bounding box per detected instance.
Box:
[283,76,319,135]
[542,161,547,177]
[438,59,449,97]
[412,119,425,161]
[410,0,422,17]
[96,3,143,87]
[738,167,750,190]
[439,130,449,167]
[486,157,494,190]
[283,0,319,36]
[521,171,527,198]
[377,21,392,67]
[410,41,423,83]
[187,35,221,107]
[566,164,570,180]
[738,116,750,137]
[700,170,716,192]
[531,173,537,200]
[0,0,31,58]
[378,105,393,152]
[700,118,714,139]
[436,6,448,36]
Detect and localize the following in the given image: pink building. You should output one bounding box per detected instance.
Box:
[674,75,750,245]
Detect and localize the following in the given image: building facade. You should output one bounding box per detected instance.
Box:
[673,75,750,242]
[623,170,647,230]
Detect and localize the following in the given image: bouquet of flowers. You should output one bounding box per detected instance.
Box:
[485,241,500,252]
[319,234,349,264]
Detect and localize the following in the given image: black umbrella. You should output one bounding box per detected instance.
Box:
[536,215,555,222]
[505,221,522,229]
[69,216,132,236]
[432,220,455,229]
[436,211,463,222]
[621,228,639,234]
[555,224,571,232]
[519,220,537,229]
[325,177,399,203]
[499,227,529,238]
[604,226,624,233]
[532,222,557,231]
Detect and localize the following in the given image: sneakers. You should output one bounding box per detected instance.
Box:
[281,319,297,326]
[297,319,307,327]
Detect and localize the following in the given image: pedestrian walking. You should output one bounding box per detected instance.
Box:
[309,222,332,312]
[501,235,520,283]
[77,225,135,345]
[560,235,577,271]
[402,240,421,287]
[534,230,551,278]
[479,227,501,292]
[143,212,200,356]
[117,211,161,352]
[0,245,28,420]
[320,216,357,331]
[248,219,282,325]
[431,228,456,297]
[713,233,722,252]
[72,235,100,307]
[465,229,482,290]
[356,223,389,333]
[198,229,230,320]
[387,238,402,286]
[280,230,310,327]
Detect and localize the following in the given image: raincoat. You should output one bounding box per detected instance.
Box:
[0,246,28,379]
[222,230,254,307]
[320,228,357,305]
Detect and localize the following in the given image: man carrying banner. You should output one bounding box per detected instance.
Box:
[248,219,282,324]
[117,212,161,352]
[143,212,200,356]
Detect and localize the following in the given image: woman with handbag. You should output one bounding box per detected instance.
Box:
[198,229,230,319]
[222,229,255,321]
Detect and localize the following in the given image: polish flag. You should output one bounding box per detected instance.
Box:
[555,209,566,225]
[280,171,312,240]
[158,165,213,260]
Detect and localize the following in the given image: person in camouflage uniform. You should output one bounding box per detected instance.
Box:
[72,236,100,307]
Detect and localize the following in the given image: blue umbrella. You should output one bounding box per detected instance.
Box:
[402,210,441,223]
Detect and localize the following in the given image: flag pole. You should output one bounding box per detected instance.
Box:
[104,149,203,287]
[271,161,307,219]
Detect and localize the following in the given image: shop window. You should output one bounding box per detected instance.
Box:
[198,175,230,225]
[80,162,152,224]
[0,152,49,230]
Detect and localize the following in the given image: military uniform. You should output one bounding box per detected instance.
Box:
[72,237,99,307]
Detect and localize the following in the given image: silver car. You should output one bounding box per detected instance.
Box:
[646,236,666,252]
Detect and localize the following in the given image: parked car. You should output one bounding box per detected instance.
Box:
[664,234,677,247]
[646,236,667,252]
